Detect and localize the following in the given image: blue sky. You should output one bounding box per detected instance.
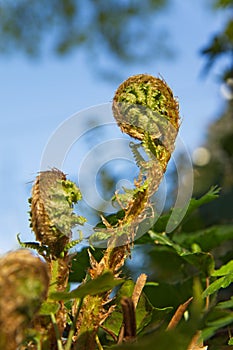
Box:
[0,1,229,253]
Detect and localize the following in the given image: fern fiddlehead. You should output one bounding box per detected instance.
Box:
[113,73,179,141]
[90,74,180,247]
[28,168,86,259]
[0,250,49,350]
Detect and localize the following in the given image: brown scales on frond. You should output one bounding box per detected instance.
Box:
[0,250,49,350]
[30,168,69,256]
[113,74,179,141]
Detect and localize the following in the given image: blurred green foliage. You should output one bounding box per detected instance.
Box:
[192,100,233,226]
[0,0,170,71]
[201,0,233,81]
[66,188,233,349]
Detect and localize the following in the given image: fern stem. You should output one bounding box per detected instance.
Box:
[50,313,64,350]
[65,298,84,350]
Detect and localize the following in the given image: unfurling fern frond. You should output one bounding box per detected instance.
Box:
[29,168,86,258]
[90,74,180,247]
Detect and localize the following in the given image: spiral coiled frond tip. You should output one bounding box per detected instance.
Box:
[113,74,179,141]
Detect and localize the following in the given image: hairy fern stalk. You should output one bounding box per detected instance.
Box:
[76,74,180,348]
[91,74,179,246]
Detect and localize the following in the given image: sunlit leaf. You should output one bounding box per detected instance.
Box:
[203,274,233,298]
[103,279,172,339]
[148,231,184,254]
[39,301,60,315]
[202,308,233,340]
[135,188,221,245]
[176,185,219,219]
[173,225,233,252]
[216,296,233,309]
[202,260,233,297]
[211,259,233,276]
[145,282,159,287]
[50,272,122,301]
[148,231,215,276]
